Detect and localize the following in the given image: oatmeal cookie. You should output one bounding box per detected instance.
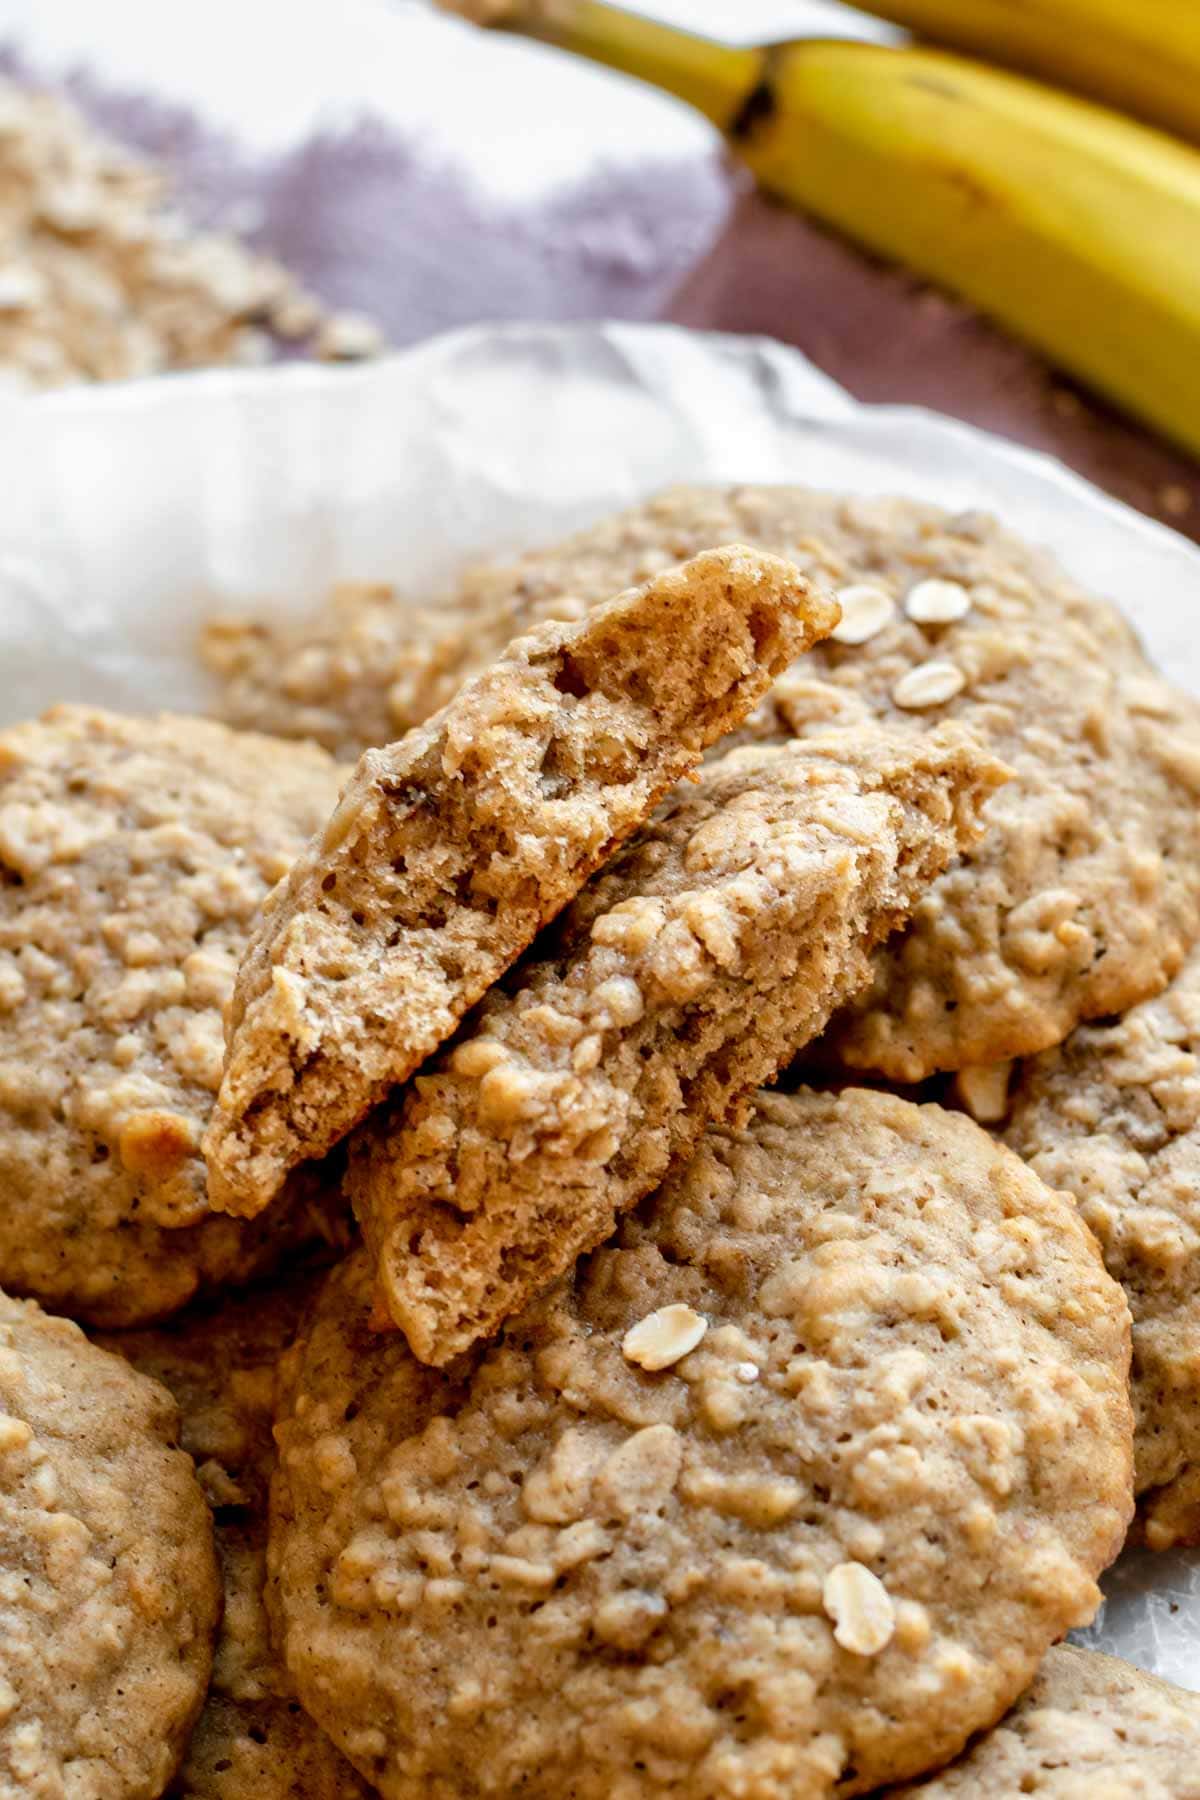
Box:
[221,488,1200,1076]
[96,1279,371,1800]
[0,1291,220,1800]
[0,705,350,1326]
[1006,942,1200,1549]
[270,1090,1133,1800]
[349,723,1007,1364]
[0,77,380,390]
[206,546,836,1217]
[201,582,538,761]
[889,1644,1200,1795]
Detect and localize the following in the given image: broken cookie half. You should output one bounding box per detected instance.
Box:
[349,720,1009,1364]
[204,545,837,1217]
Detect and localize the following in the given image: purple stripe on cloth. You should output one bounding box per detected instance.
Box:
[0,45,734,347]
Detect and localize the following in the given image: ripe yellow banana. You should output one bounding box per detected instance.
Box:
[740,38,1200,458]
[847,1,1200,148]
[451,2,1200,458]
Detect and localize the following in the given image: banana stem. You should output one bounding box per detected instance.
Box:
[501,1,762,133]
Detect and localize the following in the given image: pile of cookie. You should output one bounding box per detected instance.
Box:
[0,78,382,391]
[2,489,1199,1798]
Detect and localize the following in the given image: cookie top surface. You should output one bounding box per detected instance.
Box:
[0,705,348,1325]
[98,1278,371,1800]
[202,580,527,760]
[351,723,1004,1365]
[890,1645,1200,1797]
[1006,943,1200,1537]
[206,547,832,1217]
[201,485,1200,1076]
[271,1089,1133,1800]
[0,1290,220,1800]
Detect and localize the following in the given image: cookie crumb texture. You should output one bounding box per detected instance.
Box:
[1006,942,1200,1545]
[271,1090,1133,1800]
[888,1644,1200,1795]
[0,1292,219,1800]
[97,1278,371,1799]
[351,723,1006,1365]
[0,77,382,389]
[212,487,1200,1077]
[0,706,348,1326]
[207,547,835,1217]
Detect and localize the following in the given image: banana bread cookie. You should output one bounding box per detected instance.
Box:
[0,706,350,1326]
[0,1291,220,1800]
[206,546,836,1217]
[889,1644,1200,1795]
[96,1278,371,1800]
[270,1090,1133,1800]
[211,487,1200,1078]
[349,723,1007,1363]
[202,581,533,762]
[1006,942,1200,1550]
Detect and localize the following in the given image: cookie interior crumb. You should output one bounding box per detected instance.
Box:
[205,546,836,1218]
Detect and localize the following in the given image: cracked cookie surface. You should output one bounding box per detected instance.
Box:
[889,1644,1200,1795]
[0,706,350,1326]
[1006,942,1200,1550]
[0,1290,220,1800]
[270,1089,1132,1800]
[206,547,835,1218]
[96,1277,371,1800]
[349,723,1006,1363]
[215,486,1200,1078]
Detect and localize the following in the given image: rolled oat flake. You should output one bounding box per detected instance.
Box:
[905,579,972,624]
[832,584,897,645]
[892,660,966,709]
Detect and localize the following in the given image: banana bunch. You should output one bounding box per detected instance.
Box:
[445,0,1200,458]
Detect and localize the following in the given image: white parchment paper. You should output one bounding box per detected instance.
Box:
[1,319,1198,1686]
